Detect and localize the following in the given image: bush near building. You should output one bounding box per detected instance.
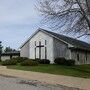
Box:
[1,56,75,66]
[12,57,28,63]
[33,58,50,64]
[1,57,50,66]
[20,60,38,66]
[54,57,66,65]
[38,59,50,64]
[54,57,75,66]
[1,59,17,65]
[65,59,75,66]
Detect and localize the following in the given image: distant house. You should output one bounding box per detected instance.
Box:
[1,52,20,61]
[20,28,90,65]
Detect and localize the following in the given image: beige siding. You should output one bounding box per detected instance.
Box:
[87,52,90,64]
[1,56,19,61]
[20,41,29,58]
[71,50,77,61]
[71,50,90,65]
[53,38,70,60]
[1,56,10,61]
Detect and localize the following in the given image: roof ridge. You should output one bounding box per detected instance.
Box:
[41,29,90,50]
[43,29,90,45]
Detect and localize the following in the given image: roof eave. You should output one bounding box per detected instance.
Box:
[19,28,74,49]
[19,29,41,49]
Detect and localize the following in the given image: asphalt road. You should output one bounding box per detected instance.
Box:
[0,75,81,90]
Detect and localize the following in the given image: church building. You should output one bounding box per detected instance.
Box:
[20,28,90,65]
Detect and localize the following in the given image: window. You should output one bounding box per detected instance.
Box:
[35,48,36,59]
[77,53,79,61]
[39,41,41,45]
[86,52,87,61]
[45,47,47,59]
[34,41,36,59]
[45,40,47,45]
[35,41,36,46]
[39,41,41,59]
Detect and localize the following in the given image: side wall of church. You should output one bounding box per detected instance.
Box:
[29,31,54,63]
[53,38,70,60]
[87,52,90,64]
[20,41,30,58]
[71,50,90,65]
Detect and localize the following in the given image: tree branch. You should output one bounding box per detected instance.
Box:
[76,0,90,30]
[77,33,90,38]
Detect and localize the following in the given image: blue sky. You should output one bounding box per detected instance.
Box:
[0,0,90,49]
[0,0,42,49]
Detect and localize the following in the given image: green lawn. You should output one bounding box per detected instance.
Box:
[7,64,90,78]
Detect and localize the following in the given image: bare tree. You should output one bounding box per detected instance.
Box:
[37,0,90,37]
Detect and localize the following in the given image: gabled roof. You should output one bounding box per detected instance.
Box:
[20,28,90,50]
[43,29,90,50]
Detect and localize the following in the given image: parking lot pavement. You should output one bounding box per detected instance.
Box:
[0,75,81,90]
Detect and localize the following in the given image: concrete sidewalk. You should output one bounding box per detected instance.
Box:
[0,66,90,90]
